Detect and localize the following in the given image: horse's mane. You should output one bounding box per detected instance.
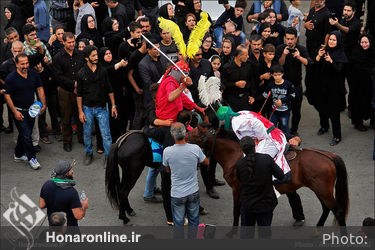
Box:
[217,129,239,143]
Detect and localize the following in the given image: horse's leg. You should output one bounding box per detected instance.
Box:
[317,199,331,227]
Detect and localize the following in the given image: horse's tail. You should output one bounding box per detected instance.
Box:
[105,142,121,209]
[333,156,349,221]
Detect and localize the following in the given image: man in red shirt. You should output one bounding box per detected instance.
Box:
[156,60,205,121]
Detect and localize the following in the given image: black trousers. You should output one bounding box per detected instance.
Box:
[240,207,273,238]
[199,158,217,190]
[286,191,305,221]
[319,112,341,139]
[291,85,303,133]
[160,166,173,222]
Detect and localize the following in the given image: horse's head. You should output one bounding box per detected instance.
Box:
[185,122,215,147]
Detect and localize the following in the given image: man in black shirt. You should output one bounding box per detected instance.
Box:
[276,27,311,135]
[136,0,159,30]
[52,32,85,152]
[138,38,165,109]
[4,54,46,170]
[128,36,148,129]
[77,45,117,165]
[222,44,256,112]
[329,0,361,119]
[104,0,129,32]
[304,0,331,106]
[118,21,142,60]
[188,48,214,103]
[40,160,88,228]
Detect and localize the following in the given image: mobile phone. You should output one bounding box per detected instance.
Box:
[330,13,336,18]
[287,47,296,53]
[130,37,140,45]
[320,44,326,50]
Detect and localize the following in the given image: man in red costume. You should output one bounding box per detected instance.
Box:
[156,60,205,121]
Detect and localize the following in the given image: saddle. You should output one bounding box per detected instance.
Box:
[284,145,302,162]
[116,130,143,148]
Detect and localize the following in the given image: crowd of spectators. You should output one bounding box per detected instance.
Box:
[1,0,375,233]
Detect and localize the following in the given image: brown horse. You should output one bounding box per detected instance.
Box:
[195,130,349,230]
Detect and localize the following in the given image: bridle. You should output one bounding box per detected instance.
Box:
[186,127,216,144]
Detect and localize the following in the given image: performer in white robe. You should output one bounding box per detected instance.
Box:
[231,110,290,175]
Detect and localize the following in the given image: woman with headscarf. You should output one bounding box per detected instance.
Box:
[258,22,273,46]
[102,17,126,60]
[76,14,103,49]
[98,47,129,142]
[158,3,176,22]
[185,0,213,26]
[314,31,348,146]
[4,3,25,38]
[219,35,236,69]
[201,33,219,60]
[182,13,197,43]
[350,34,375,131]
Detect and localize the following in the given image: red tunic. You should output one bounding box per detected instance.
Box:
[155,76,196,121]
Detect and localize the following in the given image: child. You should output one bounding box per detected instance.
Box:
[287,0,306,37]
[209,55,221,78]
[214,0,247,51]
[257,64,295,135]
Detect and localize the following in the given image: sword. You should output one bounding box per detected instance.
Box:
[141,34,187,77]
[269,105,278,120]
[258,91,271,115]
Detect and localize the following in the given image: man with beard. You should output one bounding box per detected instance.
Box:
[304,0,331,106]
[4,53,46,170]
[188,48,214,103]
[53,32,85,152]
[329,0,361,122]
[222,44,257,112]
[276,27,310,136]
[39,160,89,228]
[77,45,117,165]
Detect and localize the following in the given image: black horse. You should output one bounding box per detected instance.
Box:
[105,125,211,225]
[105,132,153,225]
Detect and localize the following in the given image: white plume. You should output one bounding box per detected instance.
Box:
[198,75,222,106]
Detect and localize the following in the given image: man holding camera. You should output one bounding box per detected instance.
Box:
[276,27,311,136]
[329,0,361,122]
[304,0,331,106]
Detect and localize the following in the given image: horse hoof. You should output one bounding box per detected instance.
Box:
[127,211,136,216]
[311,228,322,238]
[123,221,133,226]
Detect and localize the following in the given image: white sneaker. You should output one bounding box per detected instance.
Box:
[29,158,41,170]
[14,155,28,162]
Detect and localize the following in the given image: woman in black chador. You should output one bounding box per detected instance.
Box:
[314,31,348,146]
[350,34,375,131]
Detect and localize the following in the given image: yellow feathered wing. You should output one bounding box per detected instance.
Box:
[158,17,187,58]
[187,11,211,59]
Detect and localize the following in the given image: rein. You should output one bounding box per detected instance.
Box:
[303,148,337,161]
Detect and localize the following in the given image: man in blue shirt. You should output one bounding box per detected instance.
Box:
[163,122,208,236]
[30,0,50,43]
[4,53,46,169]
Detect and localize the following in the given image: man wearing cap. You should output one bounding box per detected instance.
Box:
[39,160,88,228]
[155,60,205,122]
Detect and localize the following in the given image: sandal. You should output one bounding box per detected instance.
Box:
[329,137,341,146]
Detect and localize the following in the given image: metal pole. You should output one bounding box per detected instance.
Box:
[141,34,187,77]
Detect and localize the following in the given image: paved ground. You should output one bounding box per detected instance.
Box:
[1,1,374,229]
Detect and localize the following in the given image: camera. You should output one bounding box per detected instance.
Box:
[287,47,296,54]
[130,37,140,45]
